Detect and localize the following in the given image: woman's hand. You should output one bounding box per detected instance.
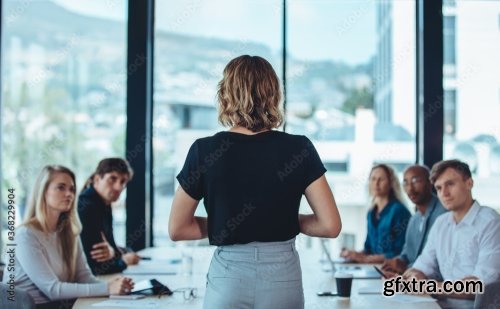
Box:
[340,249,367,262]
[108,277,134,295]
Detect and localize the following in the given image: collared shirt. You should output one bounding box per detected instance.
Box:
[413,201,500,284]
[364,199,412,258]
[399,195,448,266]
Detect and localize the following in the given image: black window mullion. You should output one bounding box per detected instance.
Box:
[126,0,155,250]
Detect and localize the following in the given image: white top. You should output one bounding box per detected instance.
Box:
[2,225,108,304]
[412,201,500,284]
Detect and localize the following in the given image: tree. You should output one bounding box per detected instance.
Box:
[341,87,374,115]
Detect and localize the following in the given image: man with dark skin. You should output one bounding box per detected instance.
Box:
[382,165,447,274]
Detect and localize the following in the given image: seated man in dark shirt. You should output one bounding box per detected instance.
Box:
[78,158,140,275]
[382,165,447,274]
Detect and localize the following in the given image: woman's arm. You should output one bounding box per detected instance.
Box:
[299,175,342,238]
[340,250,385,263]
[386,205,412,258]
[16,228,109,300]
[362,254,385,263]
[74,240,103,284]
[168,186,207,241]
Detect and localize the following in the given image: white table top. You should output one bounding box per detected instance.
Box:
[74,246,441,309]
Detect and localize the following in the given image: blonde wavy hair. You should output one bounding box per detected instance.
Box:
[369,164,406,207]
[23,165,82,281]
[217,55,283,132]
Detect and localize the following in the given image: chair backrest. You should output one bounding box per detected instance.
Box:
[0,283,36,309]
[474,280,500,309]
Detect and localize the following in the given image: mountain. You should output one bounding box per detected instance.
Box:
[3,0,373,111]
[3,1,126,45]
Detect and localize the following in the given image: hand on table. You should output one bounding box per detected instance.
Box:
[402,268,426,280]
[381,258,407,275]
[122,252,140,265]
[340,249,366,263]
[108,277,134,295]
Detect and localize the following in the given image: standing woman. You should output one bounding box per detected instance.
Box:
[3,165,133,307]
[341,164,411,263]
[169,55,342,309]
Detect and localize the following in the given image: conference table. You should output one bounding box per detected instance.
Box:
[74,246,441,309]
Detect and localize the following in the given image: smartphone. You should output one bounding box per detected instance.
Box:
[373,266,388,279]
[317,291,336,297]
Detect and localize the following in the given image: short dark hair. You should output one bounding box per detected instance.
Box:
[404,164,430,181]
[430,159,472,184]
[82,158,133,190]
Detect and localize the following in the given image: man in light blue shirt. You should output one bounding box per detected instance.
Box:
[382,165,447,274]
[404,159,500,299]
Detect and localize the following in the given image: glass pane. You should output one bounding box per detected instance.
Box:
[287,0,416,253]
[153,0,282,246]
[443,0,500,212]
[1,0,128,249]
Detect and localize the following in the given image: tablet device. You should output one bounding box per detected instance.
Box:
[130,280,154,294]
[130,279,173,296]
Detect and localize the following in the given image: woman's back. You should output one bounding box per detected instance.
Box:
[177,130,326,245]
[170,55,341,309]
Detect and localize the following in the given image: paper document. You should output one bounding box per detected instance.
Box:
[384,294,437,303]
[109,294,145,300]
[358,286,382,294]
[93,299,160,307]
[123,262,177,275]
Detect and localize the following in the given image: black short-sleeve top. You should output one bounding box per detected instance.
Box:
[176,130,326,245]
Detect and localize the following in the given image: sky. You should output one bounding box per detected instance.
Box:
[53,0,377,65]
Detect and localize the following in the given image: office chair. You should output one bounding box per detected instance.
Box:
[474,280,500,309]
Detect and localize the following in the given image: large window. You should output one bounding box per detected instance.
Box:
[1,0,128,249]
[287,0,416,253]
[153,0,282,246]
[152,1,416,254]
[443,0,500,212]
[5,0,494,254]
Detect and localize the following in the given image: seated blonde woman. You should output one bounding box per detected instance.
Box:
[2,165,133,306]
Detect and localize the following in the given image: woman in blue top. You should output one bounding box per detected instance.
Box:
[341,164,411,263]
[168,55,342,309]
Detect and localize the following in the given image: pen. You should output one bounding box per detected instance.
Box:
[373,266,388,279]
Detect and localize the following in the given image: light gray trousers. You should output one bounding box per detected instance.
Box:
[203,238,304,309]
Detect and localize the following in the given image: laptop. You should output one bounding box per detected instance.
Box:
[320,239,382,279]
